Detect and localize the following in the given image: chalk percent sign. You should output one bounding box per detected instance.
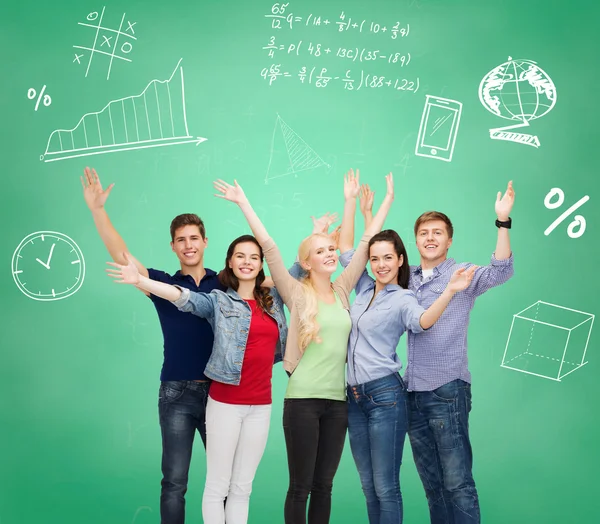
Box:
[543,187,589,238]
[27,85,52,111]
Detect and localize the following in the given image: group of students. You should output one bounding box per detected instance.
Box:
[83,166,515,524]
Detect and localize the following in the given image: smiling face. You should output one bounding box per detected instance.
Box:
[227,241,263,282]
[170,224,208,268]
[369,241,404,287]
[415,219,453,267]
[300,234,338,276]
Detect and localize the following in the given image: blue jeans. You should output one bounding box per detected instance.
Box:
[158,380,210,524]
[408,379,480,524]
[347,372,408,524]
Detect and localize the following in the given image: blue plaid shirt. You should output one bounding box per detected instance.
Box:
[405,254,514,391]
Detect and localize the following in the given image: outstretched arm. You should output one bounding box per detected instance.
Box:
[419,267,477,329]
[213,179,271,244]
[335,173,395,293]
[106,254,181,301]
[106,255,217,317]
[364,173,394,236]
[466,181,515,297]
[338,169,360,253]
[82,167,149,294]
[213,179,299,305]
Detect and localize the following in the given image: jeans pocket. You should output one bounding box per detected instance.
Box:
[429,413,460,450]
[159,382,186,403]
[368,387,399,407]
[430,380,459,403]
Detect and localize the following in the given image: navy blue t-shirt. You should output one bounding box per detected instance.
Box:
[147,267,224,381]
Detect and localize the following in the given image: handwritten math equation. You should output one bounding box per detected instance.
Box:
[263,37,412,67]
[266,3,410,37]
[262,3,419,94]
[260,65,420,93]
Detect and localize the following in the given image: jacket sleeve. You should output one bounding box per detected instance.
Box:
[172,287,218,319]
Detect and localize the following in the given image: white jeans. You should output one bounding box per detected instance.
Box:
[203,397,272,524]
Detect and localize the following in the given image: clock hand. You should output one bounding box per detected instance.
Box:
[35,257,50,269]
[45,243,56,268]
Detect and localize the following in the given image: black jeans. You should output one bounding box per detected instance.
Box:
[283,398,348,524]
[158,380,210,524]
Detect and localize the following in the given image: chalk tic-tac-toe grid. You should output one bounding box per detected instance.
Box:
[72,7,138,80]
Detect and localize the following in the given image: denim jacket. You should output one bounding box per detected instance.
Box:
[172,286,288,385]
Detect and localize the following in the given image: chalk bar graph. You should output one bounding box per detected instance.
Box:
[41,59,207,162]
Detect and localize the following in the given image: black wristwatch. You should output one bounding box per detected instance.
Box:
[495,217,512,229]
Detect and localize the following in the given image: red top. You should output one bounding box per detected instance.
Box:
[209,299,279,405]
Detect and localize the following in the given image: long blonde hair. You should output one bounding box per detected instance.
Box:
[296,233,332,351]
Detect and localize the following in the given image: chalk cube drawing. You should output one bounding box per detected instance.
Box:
[501,301,594,381]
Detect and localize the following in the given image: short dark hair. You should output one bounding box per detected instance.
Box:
[218,235,273,314]
[368,229,410,289]
[170,214,206,241]
[413,211,454,239]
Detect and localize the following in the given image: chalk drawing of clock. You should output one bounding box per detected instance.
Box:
[11,231,85,301]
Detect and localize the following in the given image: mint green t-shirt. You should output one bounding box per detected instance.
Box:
[285,293,351,401]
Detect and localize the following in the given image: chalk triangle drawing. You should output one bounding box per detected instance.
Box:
[41,58,207,162]
[265,114,329,184]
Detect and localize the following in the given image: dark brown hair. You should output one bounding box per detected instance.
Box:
[170,214,206,241]
[413,211,454,239]
[368,230,410,289]
[218,235,273,314]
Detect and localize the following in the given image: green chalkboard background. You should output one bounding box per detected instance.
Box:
[1,0,599,523]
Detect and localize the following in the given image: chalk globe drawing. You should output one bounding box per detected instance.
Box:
[478,57,556,124]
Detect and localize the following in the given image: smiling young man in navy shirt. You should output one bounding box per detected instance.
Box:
[81,167,223,524]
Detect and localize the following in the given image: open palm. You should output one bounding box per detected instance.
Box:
[344,169,360,200]
[106,254,140,285]
[81,167,114,210]
[447,266,477,293]
[359,184,374,215]
[495,180,515,221]
[213,179,249,205]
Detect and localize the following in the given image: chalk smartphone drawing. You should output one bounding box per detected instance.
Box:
[12,231,85,301]
[73,6,138,80]
[41,59,207,163]
[501,301,594,381]
[265,114,330,184]
[479,57,556,148]
[543,187,589,238]
[415,95,462,162]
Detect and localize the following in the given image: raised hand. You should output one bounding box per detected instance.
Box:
[80,167,114,210]
[329,225,342,249]
[495,180,515,221]
[311,212,339,234]
[447,266,477,293]
[358,184,374,216]
[384,172,394,200]
[213,179,249,205]
[106,253,141,285]
[343,168,360,201]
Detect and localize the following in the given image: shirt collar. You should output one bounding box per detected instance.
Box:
[412,258,456,277]
[173,267,217,282]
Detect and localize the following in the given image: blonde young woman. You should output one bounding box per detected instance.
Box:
[213,171,393,524]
